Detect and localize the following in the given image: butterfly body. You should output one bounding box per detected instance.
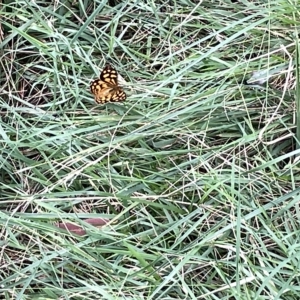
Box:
[90,64,126,104]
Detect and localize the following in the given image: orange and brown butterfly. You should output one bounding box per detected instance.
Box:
[90,64,126,104]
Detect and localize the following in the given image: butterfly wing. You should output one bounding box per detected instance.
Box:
[90,79,112,104]
[100,65,119,85]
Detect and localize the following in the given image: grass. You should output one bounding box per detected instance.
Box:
[1,0,300,299]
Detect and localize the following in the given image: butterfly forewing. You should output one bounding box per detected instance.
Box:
[90,64,126,104]
[100,65,119,85]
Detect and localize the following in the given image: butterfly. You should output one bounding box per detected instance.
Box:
[90,64,126,104]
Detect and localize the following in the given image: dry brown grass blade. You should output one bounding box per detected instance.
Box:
[56,218,110,236]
